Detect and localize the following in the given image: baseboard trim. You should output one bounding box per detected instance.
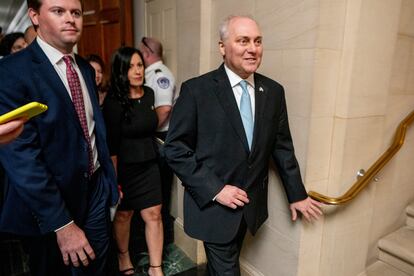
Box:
[240,257,264,276]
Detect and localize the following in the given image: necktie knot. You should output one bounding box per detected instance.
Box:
[62,55,72,66]
[239,80,249,94]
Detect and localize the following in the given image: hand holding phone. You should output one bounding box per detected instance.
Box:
[0,119,26,145]
[0,102,48,124]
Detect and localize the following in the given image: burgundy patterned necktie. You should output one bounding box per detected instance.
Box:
[62,55,94,176]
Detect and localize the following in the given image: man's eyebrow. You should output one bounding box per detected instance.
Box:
[235,35,263,39]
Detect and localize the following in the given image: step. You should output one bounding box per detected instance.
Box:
[378,226,414,275]
[407,202,414,227]
[365,261,409,276]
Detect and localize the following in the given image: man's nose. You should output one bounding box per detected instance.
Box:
[247,42,257,53]
[64,12,76,22]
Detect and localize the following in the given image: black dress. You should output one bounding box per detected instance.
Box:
[103,86,162,211]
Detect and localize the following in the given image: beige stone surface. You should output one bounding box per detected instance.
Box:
[242,225,301,276]
[296,208,324,276]
[365,261,410,276]
[328,117,385,195]
[317,0,347,50]
[399,0,414,36]
[389,36,413,95]
[176,0,201,84]
[258,50,284,84]
[378,226,414,275]
[267,168,302,238]
[256,0,319,50]
[279,49,315,118]
[336,0,401,118]
[288,115,310,169]
[319,194,375,276]
[305,117,334,182]
[311,49,341,117]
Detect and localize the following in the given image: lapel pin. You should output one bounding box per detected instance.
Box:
[259,87,264,92]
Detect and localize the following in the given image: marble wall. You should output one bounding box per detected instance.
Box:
[159,0,414,275]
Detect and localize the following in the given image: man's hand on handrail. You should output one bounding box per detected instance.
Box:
[290,197,323,222]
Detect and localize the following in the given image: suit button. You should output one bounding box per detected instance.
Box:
[248,165,252,169]
[84,172,88,178]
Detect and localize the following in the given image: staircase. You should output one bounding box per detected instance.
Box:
[365,202,414,276]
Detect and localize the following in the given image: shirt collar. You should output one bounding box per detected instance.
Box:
[36,36,76,66]
[224,64,255,89]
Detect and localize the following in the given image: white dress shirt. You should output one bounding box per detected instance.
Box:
[223,64,255,121]
[36,37,99,172]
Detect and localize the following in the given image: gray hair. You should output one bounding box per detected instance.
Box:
[218,15,258,41]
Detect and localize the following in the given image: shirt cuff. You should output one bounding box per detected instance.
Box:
[54,220,74,232]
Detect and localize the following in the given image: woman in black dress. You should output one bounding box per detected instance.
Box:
[103,47,163,276]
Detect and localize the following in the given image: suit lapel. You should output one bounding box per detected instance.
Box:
[30,42,84,135]
[250,74,268,154]
[77,56,100,122]
[212,65,250,153]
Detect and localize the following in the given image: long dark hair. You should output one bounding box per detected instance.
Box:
[0,32,24,56]
[109,46,145,121]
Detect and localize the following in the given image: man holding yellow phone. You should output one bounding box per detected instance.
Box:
[0,118,26,145]
[0,0,119,275]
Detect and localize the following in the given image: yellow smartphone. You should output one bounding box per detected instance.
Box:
[0,102,48,124]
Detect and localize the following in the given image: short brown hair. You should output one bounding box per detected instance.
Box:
[26,0,42,11]
[27,0,83,11]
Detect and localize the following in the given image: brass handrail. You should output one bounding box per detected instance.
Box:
[308,110,414,205]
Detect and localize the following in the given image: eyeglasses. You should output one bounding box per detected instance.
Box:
[141,37,154,53]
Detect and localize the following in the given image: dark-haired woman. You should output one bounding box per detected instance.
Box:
[103,47,164,276]
[0,32,27,57]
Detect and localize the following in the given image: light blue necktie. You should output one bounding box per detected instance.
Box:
[239,80,253,149]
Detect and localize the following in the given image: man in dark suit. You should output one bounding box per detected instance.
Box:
[0,0,119,275]
[164,15,323,275]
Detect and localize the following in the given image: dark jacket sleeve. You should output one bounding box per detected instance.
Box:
[0,65,72,234]
[163,82,224,209]
[271,88,307,203]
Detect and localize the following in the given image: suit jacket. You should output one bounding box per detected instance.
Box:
[0,41,118,236]
[164,64,307,244]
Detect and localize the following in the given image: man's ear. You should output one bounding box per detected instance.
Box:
[219,41,225,57]
[28,8,39,27]
[140,47,149,58]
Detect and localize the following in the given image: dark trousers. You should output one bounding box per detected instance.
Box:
[156,131,175,245]
[203,219,247,276]
[21,170,111,276]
